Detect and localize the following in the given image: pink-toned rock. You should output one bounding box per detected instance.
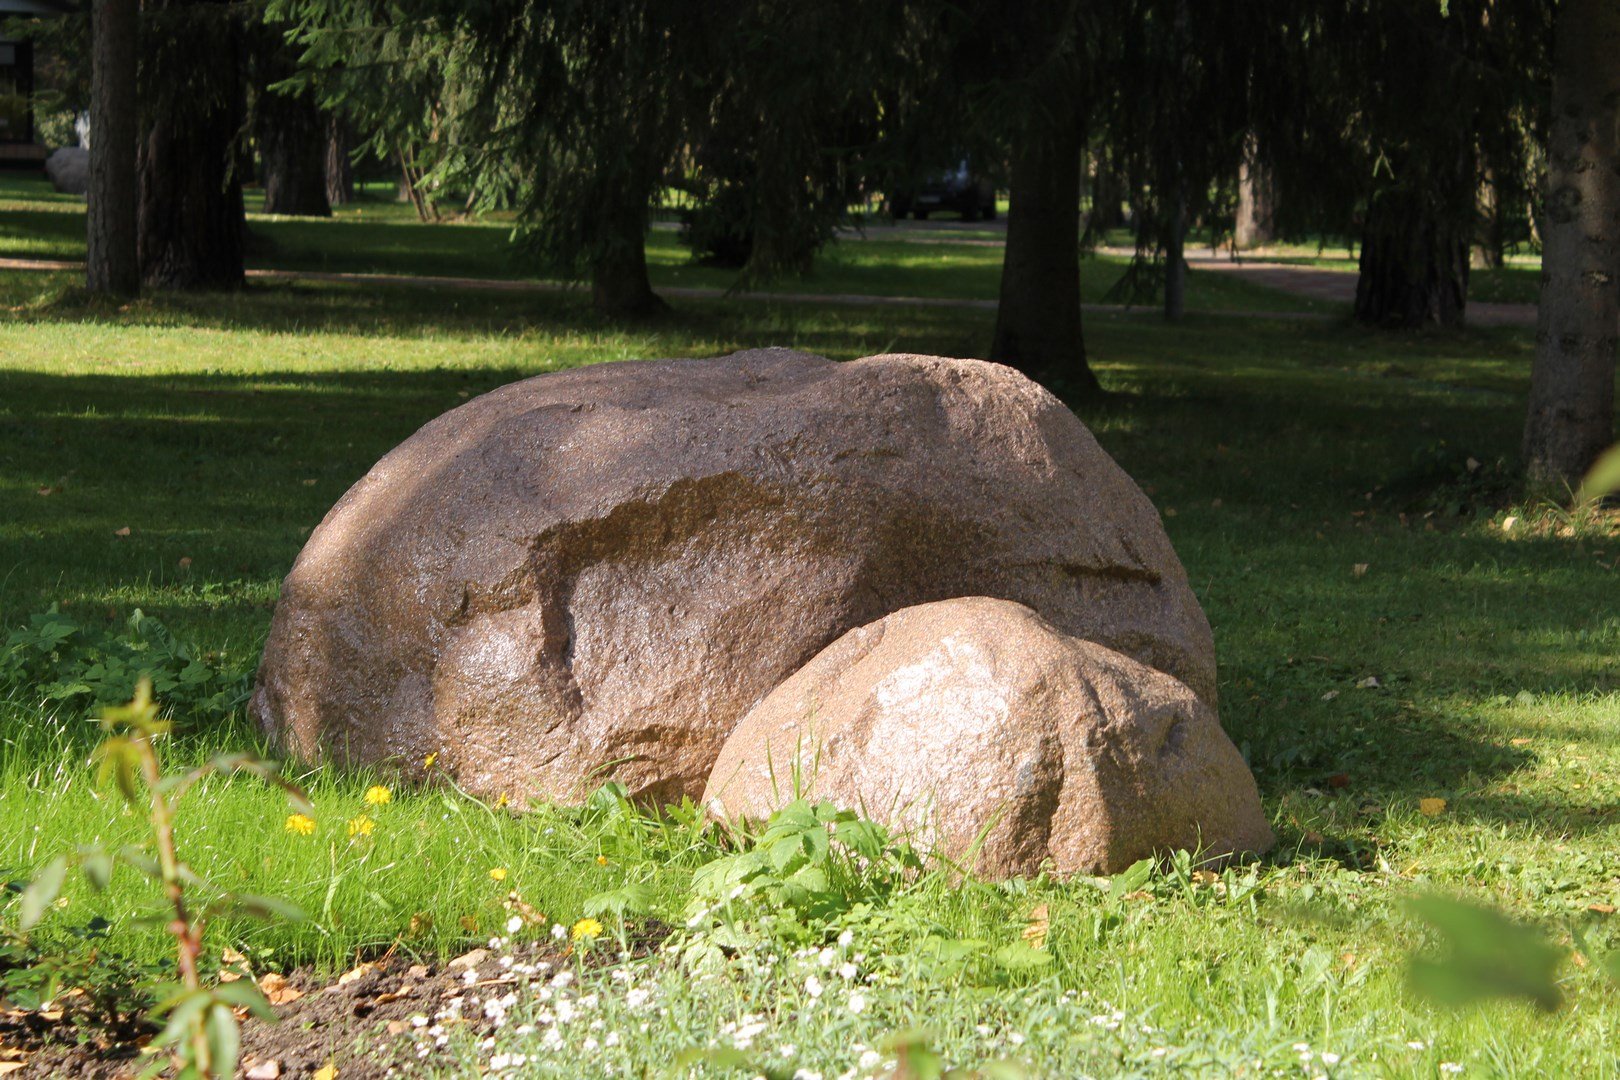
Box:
[702,598,1272,878]
[251,349,1216,804]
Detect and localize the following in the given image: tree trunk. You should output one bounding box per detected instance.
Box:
[86,0,139,297]
[991,107,1101,397]
[1523,0,1620,487]
[1472,165,1505,269]
[325,115,353,206]
[591,235,665,317]
[1234,134,1273,250]
[259,87,331,217]
[137,5,246,291]
[1087,146,1126,232]
[1164,182,1187,321]
[1353,187,1470,327]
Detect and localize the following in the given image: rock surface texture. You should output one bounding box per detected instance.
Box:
[44,147,89,196]
[252,349,1218,804]
[703,597,1272,877]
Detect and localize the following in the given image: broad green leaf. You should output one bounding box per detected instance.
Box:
[1577,444,1620,504]
[205,1004,241,1078]
[1407,895,1564,1011]
[19,855,68,930]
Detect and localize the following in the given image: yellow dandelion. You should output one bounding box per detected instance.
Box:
[285,814,317,836]
[571,917,603,941]
[596,854,608,867]
[1418,797,1447,818]
[347,814,376,838]
[423,753,438,770]
[489,867,509,882]
[363,785,393,807]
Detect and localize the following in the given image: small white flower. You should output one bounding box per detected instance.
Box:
[837,962,858,980]
[1407,1041,1428,1051]
[626,987,651,1009]
[847,992,867,1014]
[858,1050,882,1070]
[506,915,524,934]
[1008,1033,1025,1047]
[1440,1066,1463,1076]
[605,1031,621,1047]
[837,930,854,948]
[780,1044,798,1058]
[818,947,838,968]
[805,975,824,998]
[551,924,567,940]
[793,1071,823,1080]
[583,1037,600,1052]
[1322,1053,1341,1066]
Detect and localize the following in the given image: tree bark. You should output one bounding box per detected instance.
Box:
[1523,0,1620,487]
[1087,146,1126,232]
[86,0,139,297]
[990,107,1101,397]
[1234,134,1273,250]
[1353,187,1470,327]
[325,115,353,206]
[137,3,246,291]
[1164,181,1187,321]
[259,86,331,217]
[590,233,665,317]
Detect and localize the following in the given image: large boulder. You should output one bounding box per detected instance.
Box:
[252,349,1215,803]
[702,597,1272,877]
[44,147,89,196]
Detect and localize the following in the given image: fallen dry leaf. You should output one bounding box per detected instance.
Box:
[1352,563,1369,577]
[258,971,303,1006]
[1021,904,1050,950]
[336,962,380,988]
[1419,797,1447,818]
[1588,903,1616,915]
[1327,773,1350,789]
[1321,690,1340,701]
[35,486,57,497]
[245,1060,282,1080]
[1356,676,1381,689]
[113,526,131,537]
[313,1062,338,1080]
[1191,870,1219,887]
[178,556,193,569]
[0,1064,24,1076]
[1510,737,1532,747]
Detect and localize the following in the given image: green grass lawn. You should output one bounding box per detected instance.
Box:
[0,245,1617,1074]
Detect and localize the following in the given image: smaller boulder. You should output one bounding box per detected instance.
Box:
[44,147,89,196]
[702,597,1272,879]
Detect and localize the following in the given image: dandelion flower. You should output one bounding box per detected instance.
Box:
[424,753,438,769]
[364,785,393,806]
[285,813,317,836]
[489,867,509,881]
[571,917,603,941]
[596,854,608,866]
[347,814,376,838]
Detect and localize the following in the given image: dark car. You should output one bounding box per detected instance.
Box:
[888,160,997,222]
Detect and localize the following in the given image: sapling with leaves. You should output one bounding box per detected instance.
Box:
[14,679,310,1079]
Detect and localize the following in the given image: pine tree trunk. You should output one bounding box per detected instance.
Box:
[1164,182,1187,321]
[590,235,665,317]
[137,5,246,291]
[325,115,353,206]
[991,107,1101,397]
[1523,0,1620,487]
[1234,135,1273,250]
[86,0,139,297]
[1353,187,1470,327]
[1087,146,1125,232]
[259,87,331,217]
